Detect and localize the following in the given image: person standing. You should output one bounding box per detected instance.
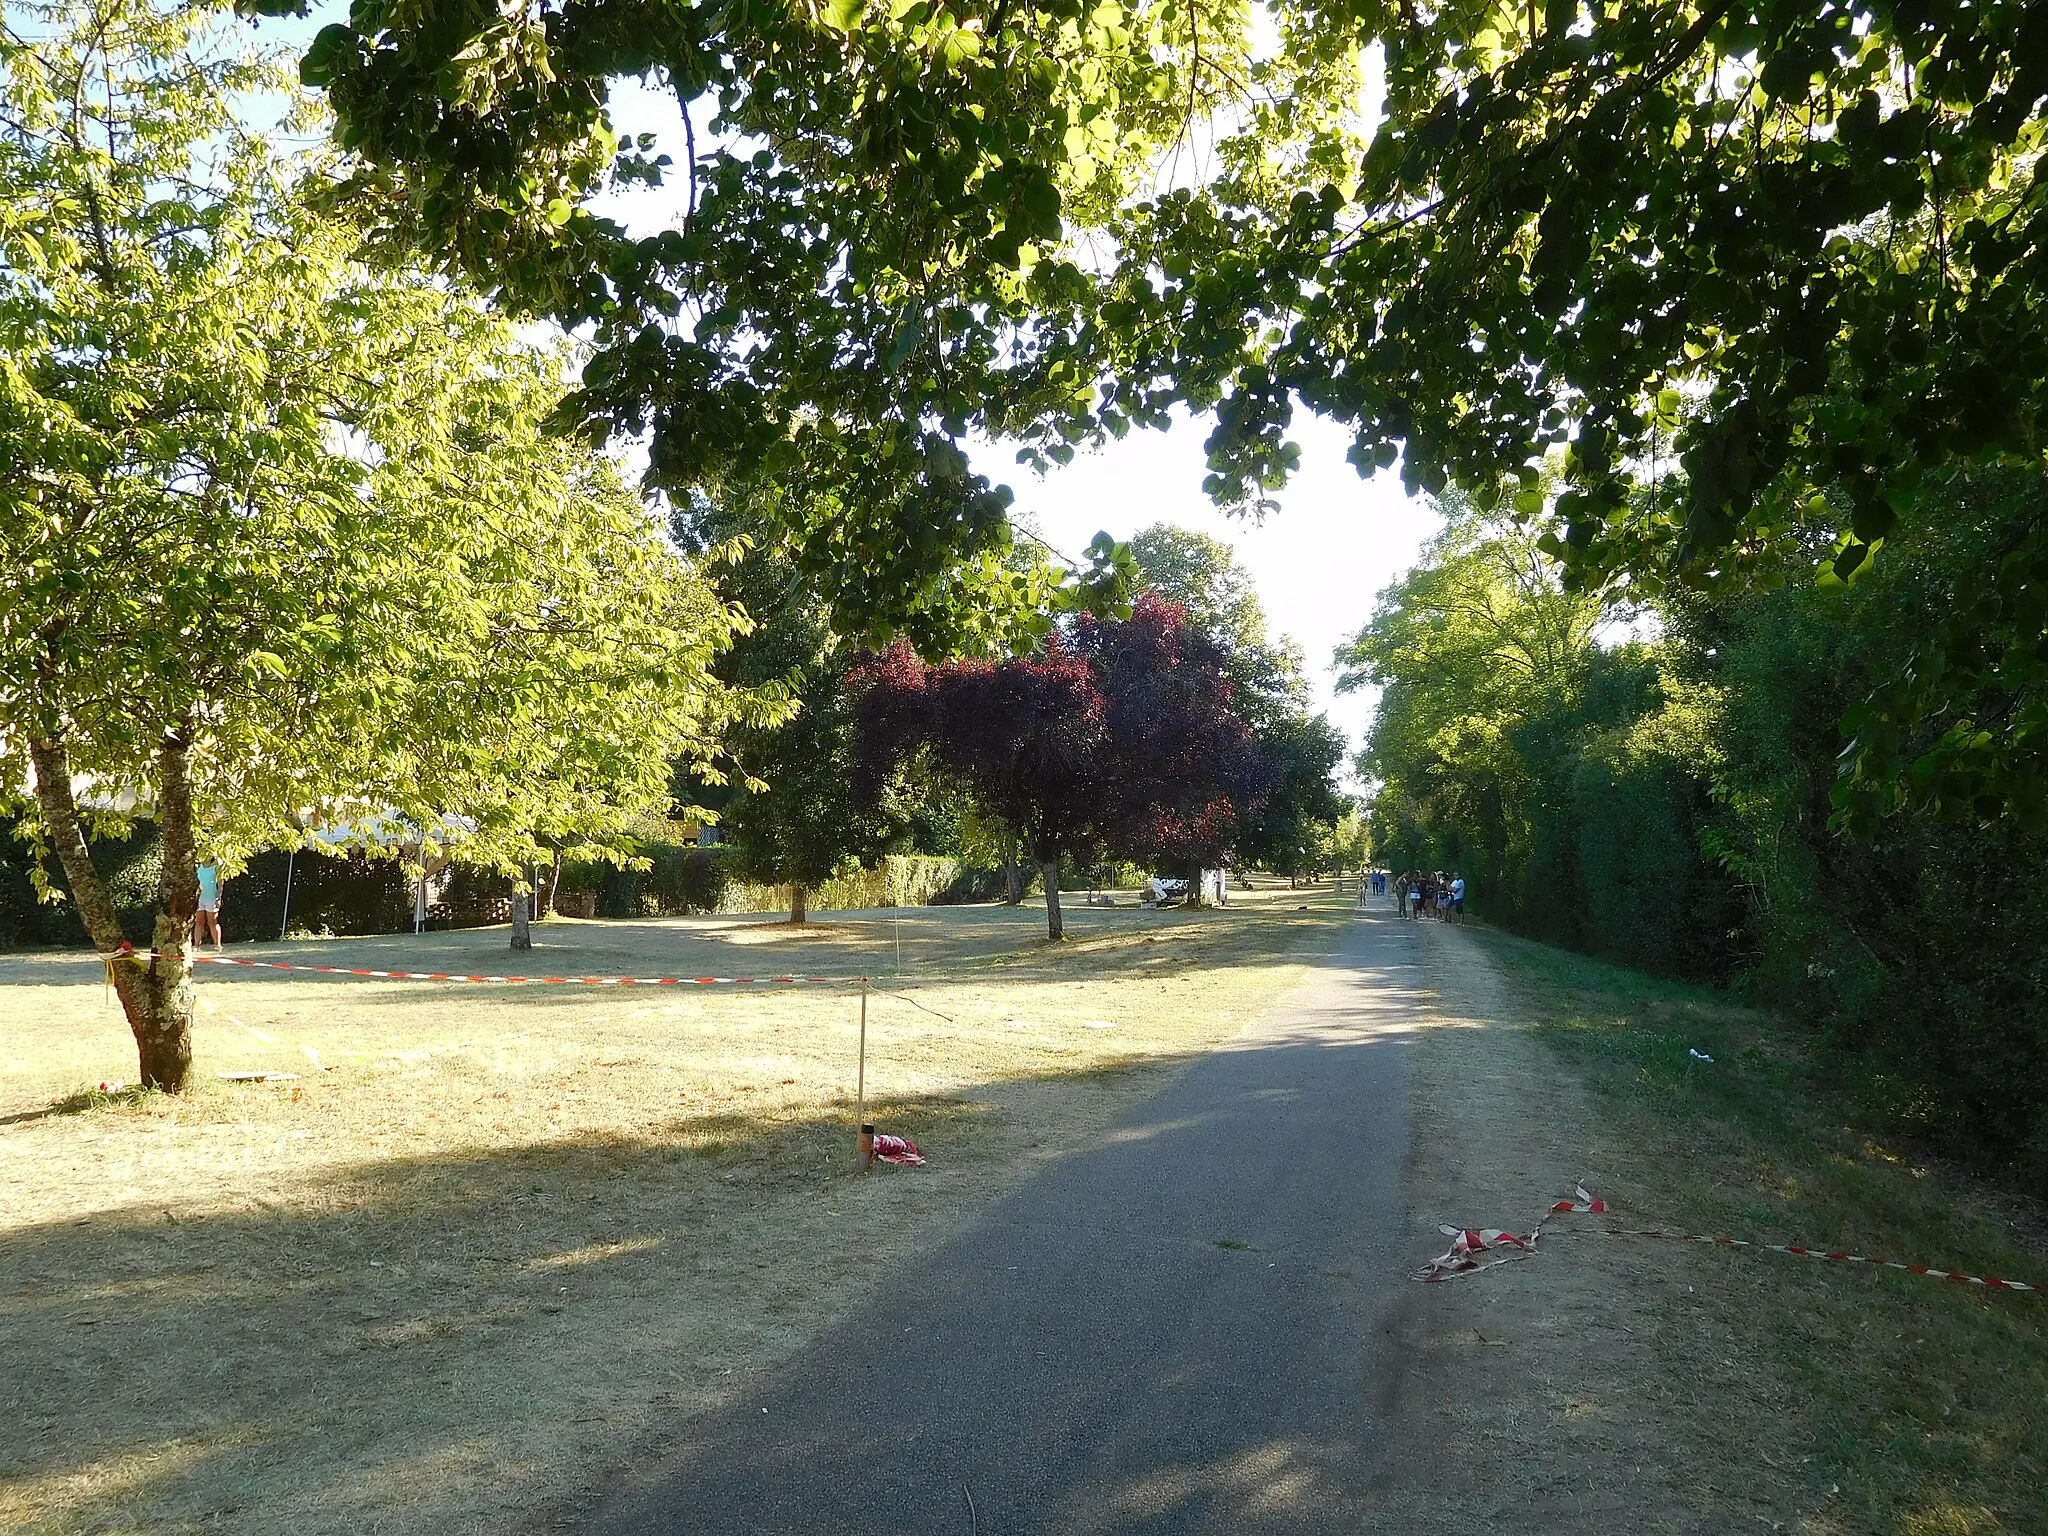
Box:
[194,860,223,949]
[1394,872,1410,918]
[1450,873,1466,922]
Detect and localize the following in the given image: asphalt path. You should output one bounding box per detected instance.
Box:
[579,910,1422,1535]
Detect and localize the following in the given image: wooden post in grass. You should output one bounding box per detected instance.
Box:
[855,976,873,1169]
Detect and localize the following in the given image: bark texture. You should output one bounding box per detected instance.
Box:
[30,729,196,1091]
[1040,858,1063,941]
[511,887,533,950]
[790,883,807,925]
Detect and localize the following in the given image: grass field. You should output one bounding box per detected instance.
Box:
[1464,923,2048,1536]
[0,887,1349,1535]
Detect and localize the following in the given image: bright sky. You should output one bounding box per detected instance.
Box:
[976,425,1440,778]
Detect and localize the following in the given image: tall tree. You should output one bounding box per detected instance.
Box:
[1129,523,1309,728]
[0,0,748,1089]
[1129,524,1338,881]
[851,596,1271,937]
[1339,496,1610,904]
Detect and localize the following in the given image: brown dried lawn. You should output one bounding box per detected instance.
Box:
[0,887,1347,1536]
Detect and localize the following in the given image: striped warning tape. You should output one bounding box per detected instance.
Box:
[1417,1185,2040,1296]
[1581,1226,2039,1293]
[101,948,854,987]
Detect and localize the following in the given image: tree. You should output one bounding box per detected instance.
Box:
[852,641,1106,939]
[271,0,2048,817]
[1128,526,1269,658]
[668,486,894,923]
[1071,596,1276,895]
[1329,803,1369,888]
[1338,495,1609,907]
[851,597,1271,938]
[1236,713,1347,882]
[1093,2,2048,818]
[1129,524,1338,883]
[0,0,748,1089]
[1129,524,1309,729]
[256,0,1222,645]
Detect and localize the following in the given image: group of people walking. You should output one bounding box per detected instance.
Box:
[1388,870,1463,921]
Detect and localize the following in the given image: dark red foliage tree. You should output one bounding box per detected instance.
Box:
[851,597,1273,940]
[1075,596,1278,888]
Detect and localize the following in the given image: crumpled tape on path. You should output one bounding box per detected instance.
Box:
[1415,1185,1602,1282]
[1416,1185,2039,1296]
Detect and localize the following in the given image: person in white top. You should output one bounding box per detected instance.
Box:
[1449,875,1466,921]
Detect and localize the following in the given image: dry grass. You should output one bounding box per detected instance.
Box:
[0,886,1348,1535]
[1411,918,2048,1536]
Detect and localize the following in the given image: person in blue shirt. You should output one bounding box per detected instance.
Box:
[194,861,223,949]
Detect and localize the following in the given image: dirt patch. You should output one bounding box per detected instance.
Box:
[0,889,1350,1535]
[1368,915,1826,1531]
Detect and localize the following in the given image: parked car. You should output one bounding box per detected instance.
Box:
[1143,876,1190,907]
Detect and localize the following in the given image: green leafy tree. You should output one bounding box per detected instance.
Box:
[1339,495,1608,904]
[679,493,893,924]
[269,0,2048,816]
[1236,711,1346,881]
[1329,803,1368,886]
[1095,2,2048,817]
[0,0,749,1089]
[257,0,1240,644]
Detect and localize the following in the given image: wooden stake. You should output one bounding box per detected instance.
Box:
[856,976,871,1169]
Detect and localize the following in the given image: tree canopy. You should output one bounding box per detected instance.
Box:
[266,0,2048,821]
[1129,523,1344,872]
[0,0,752,1086]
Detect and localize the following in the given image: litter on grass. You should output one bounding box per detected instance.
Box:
[871,1134,925,1166]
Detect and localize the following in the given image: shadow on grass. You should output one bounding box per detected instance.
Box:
[0,1055,1218,1535]
[0,903,1375,1536]
[0,1084,155,1129]
[1450,921,2048,1536]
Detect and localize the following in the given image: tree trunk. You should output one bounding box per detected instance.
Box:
[510,881,533,950]
[790,883,807,925]
[537,851,563,918]
[1041,859,1063,941]
[1003,834,1021,904]
[30,728,196,1091]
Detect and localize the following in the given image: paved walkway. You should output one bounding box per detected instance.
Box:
[580,912,1424,1534]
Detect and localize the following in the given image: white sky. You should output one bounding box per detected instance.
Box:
[977,424,1439,777]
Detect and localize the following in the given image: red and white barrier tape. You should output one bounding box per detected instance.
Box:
[102,947,851,987]
[1417,1185,2039,1296]
[1415,1184,1602,1282]
[1588,1225,2039,1293]
[871,1134,924,1166]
